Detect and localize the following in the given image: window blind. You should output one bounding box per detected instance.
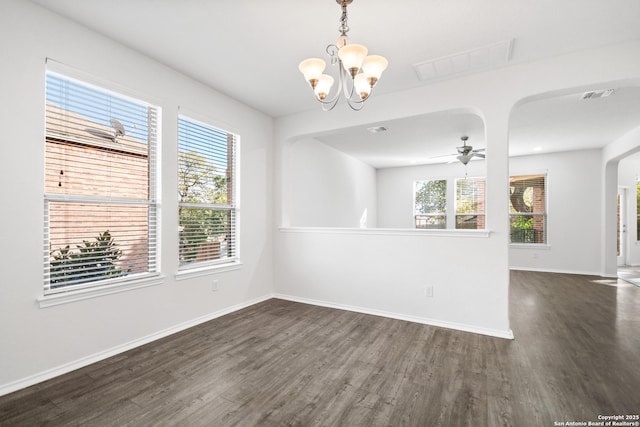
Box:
[44,72,158,292]
[178,115,238,268]
[455,178,486,229]
[509,174,546,243]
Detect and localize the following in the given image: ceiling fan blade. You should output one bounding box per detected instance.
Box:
[473,153,486,159]
[474,148,486,152]
[430,153,457,159]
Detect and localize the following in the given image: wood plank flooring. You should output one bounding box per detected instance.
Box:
[1,271,639,426]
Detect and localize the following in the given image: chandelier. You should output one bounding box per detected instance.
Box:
[298,0,388,111]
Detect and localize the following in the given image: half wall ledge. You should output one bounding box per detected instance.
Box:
[279,227,492,238]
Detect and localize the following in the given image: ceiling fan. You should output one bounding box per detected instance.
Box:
[426,136,486,165]
[452,135,485,165]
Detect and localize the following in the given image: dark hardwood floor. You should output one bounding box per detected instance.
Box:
[1,271,639,426]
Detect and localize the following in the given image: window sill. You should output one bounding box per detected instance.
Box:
[509,243,551,249]
[175,261,243,281]
[279,227,491,238]
[38,274,165,308]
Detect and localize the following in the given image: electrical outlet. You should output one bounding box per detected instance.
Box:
[211,279,219,292]
[424,286,434,298]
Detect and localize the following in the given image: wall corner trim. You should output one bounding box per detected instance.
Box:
[279,226,492,238]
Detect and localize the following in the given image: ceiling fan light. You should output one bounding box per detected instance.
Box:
[457,154,472,165]
[338,44,368,77]
[299,58,326,88]
[362,55,388,84]
[354,74,371,100]
[314,74,334,100]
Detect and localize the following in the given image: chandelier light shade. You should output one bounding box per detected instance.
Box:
[298,58,326,87]
[299,0,388,111]
[338,44,368,76]
[362,55,389,85]
[315,74,334,100]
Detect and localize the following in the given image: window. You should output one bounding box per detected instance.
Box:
[178,116,238,269]
[414,180,446,229]
[44,72,159,293]
[456,178,486,229]
[509,174,546,243]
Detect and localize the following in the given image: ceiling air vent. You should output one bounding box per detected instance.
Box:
[580,89,615,100]
[367,126,387,133]
[413,39,513,82]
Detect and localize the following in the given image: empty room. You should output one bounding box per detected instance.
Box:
[1,0,639,425]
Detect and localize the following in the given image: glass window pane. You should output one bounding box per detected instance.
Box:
[509,214,546,243]
[178,116,237,270]
[44,71,157,292]
[509,174,545,214]
[510,174,546,243]
[179,207,235,265]
[414,180,447,214]
[48,202,151,288]
[415,179,447,229]
[178,119,231,205]
[456,178,485,230]
[456,214,485,230]
[415,214,446,229]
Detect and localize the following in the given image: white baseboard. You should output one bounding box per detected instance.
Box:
[509,266,607,277]
[0,294,273,398]
[272,293,514,340]
[2,291,518,397]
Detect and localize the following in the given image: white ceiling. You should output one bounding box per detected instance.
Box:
[315,111,486,168]
[315,86,640,168]
[31,0,640,168]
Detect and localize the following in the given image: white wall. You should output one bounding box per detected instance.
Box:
[509,150,603,275]
[618,156,640,266]
[287,138,377,227]
[275,228,508,338]
[377,161,487,228]
[376,149,606,275]
[0,0,273,394]
[602,126,640,275]
[274,39,640,340]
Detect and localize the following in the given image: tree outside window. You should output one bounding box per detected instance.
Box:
[414,180,447,229]
[178,117,237,268]
[509,174,546,243]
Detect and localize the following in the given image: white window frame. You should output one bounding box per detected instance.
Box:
[414,179,447,229]
[509,173,547,245]
[176,111,240,278]
[455,177,486,230]
[41,61,162,304]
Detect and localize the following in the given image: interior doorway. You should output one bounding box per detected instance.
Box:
[617,187,628,266]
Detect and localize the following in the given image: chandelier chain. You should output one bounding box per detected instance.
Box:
[339,2,349,36]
